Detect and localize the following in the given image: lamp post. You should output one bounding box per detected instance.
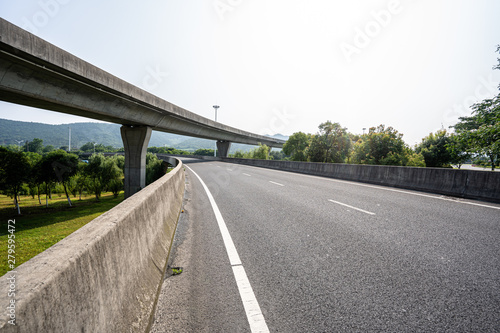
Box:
[213,105,220,157]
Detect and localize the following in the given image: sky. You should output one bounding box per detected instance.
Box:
[1,0,499,146]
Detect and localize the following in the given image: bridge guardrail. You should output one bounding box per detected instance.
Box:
[0,158,185,332]
[223,158,500,203]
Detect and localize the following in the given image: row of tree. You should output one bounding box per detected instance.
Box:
[0,149,169,215]
[6,138,219,158]
[282,120,497,169]
[282,123,424,166]
[283,46,500,169]
[231,144,272,160]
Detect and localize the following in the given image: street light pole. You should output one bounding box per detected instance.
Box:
[213,105,220,157]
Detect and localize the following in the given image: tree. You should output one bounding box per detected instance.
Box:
[84,153,122,200]
[146,153,167,186]
[148,146,189,155]
[41,150,79,206]
[232,150,245,158]
[283,132,312,161]
[269,150,286,160]
[73,163,89,200]
[24,138,44,154]
[25,152,43,203]
[415,129,454,168]
[453,96,500,170]
[352,125,406,165]
[453,46,500,170]
[252,144,270,160]
[193,148,215,156]
[308,121,351,163]
[85,154,104,199]
[401,147,426,167]
[80,142,95,153]
[0,148,31,214]
[111,154,125,172]
[446,133,471,168]
[43,145,55,153]
[79,142,114,153]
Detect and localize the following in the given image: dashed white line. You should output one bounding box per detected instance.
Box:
[243,173,252,177]
[186,166,270,333]
[328,199,376,215]
[269,181,284,187]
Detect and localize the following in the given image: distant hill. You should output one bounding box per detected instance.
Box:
[0,118,287,152]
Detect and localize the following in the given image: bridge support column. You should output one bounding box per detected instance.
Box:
[216,140,231,157]
[121,125,152,198]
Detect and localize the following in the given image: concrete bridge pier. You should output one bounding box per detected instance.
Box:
[121,125,152,198]
[217,140,232,157]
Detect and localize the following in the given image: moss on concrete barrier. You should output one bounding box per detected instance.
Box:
[224,158,500,203]
[0,159,185,332]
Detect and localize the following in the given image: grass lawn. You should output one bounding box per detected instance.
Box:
[0,192,123,276]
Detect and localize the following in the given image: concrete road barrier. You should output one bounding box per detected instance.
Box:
[224,158,500,203]
[0,159,185,332]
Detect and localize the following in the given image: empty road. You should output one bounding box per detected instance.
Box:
[151,159,500,332]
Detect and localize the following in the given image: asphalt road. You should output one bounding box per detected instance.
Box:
[151,159,500,332]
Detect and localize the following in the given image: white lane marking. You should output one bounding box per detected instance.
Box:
[186,166,270,333]
[269,181,284,187]
[243,173,252,177]
[233,265,270,333]
[236,164,500,211]
[328,199,376,215]
[324,179,500,211]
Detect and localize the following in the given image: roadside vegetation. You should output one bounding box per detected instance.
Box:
[236,47,499,169]
[0,147,173,275]
[0,148,173,215]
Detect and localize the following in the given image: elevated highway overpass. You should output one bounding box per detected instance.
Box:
[0,18,285,197]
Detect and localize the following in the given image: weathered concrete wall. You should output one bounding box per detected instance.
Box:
[0,159,185,332]
[224,158,500,203]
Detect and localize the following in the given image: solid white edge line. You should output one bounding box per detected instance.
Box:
[328,199,376,215]
[236,165,500,211]
[233,265,270,333]
[185,165,270,333]
[269,181,284,187]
